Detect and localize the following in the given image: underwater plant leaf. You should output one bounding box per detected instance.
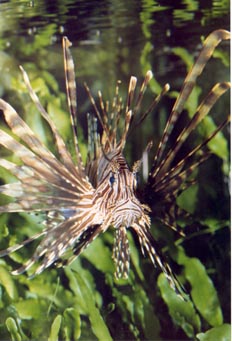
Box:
[0,265,18,300]
[196,323,231,341]
[200,218,229,234]
[213,49,230,67]
[13,298,44,320]
[81,236,114,274]
[177,184,198,214]
[65,268,112,340]
[172,47,194,70]
[179,252,223,326]
[5,317,28,341]
[62,307,81,341]
[48,314,62,341]
[110,278,161,340]
[158,273,201,338]
[201,116,229,162]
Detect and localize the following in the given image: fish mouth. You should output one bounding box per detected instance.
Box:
[112,200,143,228]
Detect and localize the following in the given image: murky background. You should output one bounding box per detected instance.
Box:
[0,1,230,159]
[0,1,230,340]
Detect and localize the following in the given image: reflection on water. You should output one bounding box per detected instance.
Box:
[0,1,229,101]
[0,0,229,129]
[1,0,229,164]
[0,1,230,84]
[0,1,230,341]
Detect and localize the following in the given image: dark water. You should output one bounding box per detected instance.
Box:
[0,1,230,340]
[0,0,229,160]
[0,1,230,85]
[0,1,230,106]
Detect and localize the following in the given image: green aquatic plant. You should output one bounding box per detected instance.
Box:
[0,26,230,341]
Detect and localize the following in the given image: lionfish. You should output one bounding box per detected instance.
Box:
[0,29,230,295]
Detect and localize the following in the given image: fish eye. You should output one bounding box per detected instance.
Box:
[109,173,116,186]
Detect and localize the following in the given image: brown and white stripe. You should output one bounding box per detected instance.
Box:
[0,29,230,297]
